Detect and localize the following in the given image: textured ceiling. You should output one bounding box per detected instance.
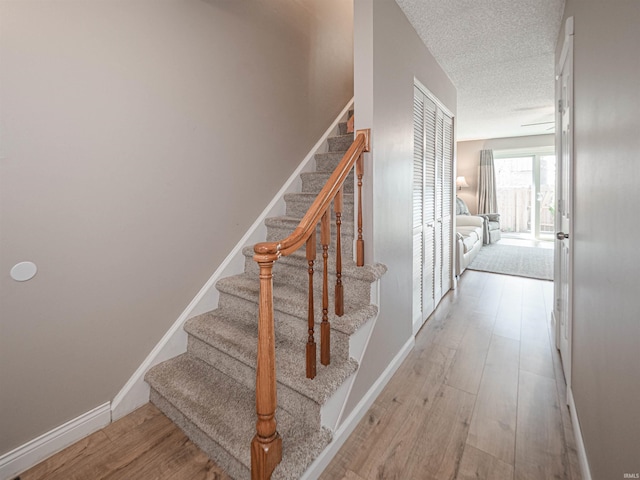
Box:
[396,0,565,141]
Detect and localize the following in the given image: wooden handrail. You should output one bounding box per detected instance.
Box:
[254,129,370,258]
[251,128,370,480]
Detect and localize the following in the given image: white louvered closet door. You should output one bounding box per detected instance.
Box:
[412,89,425,329]
[423,97,437,318]
[413,84,454,334]
[440,114,454,291]
[434,109,444,303]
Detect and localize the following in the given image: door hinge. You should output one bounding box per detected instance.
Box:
[558,99,563,113]
[556,298,561,312]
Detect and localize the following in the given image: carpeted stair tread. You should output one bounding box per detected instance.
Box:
[264,215,354,233]
[264,216,354,251]
[185,312,358,404]
[314,151,349,172]
[241,245,386,284]
[284,192,355,213]
[143,109,390,479]
[284,191,354,203]
[216,273,378,336]
[300,171,354,194]
[146,354,331,479]
[284,192,354,220]
[146,354,261,467]
[327,134,354,152]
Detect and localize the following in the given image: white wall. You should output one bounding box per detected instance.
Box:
[558,1,640,478]
[0,0,353,455]
[343,0,456,417]
[457,134,555,214]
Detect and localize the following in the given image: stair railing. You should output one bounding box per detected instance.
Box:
[251,128,370,480]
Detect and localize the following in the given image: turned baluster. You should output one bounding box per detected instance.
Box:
[251,251,282,480]
[334,189,344,316]
[320,211,331,366]
[356,151,365,266]
[306,232,317,379]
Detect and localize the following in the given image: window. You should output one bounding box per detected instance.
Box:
[494,150,556,241]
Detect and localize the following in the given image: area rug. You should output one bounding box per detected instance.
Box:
[466,244,554,280]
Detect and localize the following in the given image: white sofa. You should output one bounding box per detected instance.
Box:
[456,215,484,276]
[455,196,487,276]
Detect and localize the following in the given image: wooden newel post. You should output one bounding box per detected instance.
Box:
[251,250,282,480]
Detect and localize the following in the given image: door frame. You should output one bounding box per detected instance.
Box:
[553,16,574,394]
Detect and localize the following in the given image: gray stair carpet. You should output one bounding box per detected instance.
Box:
[145,120,386,479]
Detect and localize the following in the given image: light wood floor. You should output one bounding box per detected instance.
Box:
[18,271,581,480]
[320,271,581,480]
[16,403,229,480]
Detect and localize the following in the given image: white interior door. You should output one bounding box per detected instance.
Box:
[554,18,574,394]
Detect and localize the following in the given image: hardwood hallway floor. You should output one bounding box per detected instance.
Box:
[17,271,581,480]
[320,271,581,480]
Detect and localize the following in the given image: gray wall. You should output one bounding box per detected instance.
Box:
[457,134,554,214]
[558,1,640,478]
[0,0,353,454]
[344,0,456,416]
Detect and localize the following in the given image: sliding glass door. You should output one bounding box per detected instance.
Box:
[495,152,556,241]
[537,155,556,239]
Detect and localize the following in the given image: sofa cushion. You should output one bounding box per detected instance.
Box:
[456,196,470,215]
[457,225,482,240]
[456,215,484,227]
[456,225,481,254]
[462,235,478,253]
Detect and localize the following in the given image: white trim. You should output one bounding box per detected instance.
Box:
[0,402,111,480]
[336,281,382,427]
[325,279,383,430]
[110,98,355,421]
[568,387,592,480]
[300,336,415,480]
[414,77,454,119]
[551,310,560,350]
[559,17,575,72]
[493,145,555,157]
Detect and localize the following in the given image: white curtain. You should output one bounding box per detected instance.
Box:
[478,149,498,214]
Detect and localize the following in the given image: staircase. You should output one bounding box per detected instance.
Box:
[145,118,386,479]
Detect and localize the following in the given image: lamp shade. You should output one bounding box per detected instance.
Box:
[456,176,469,188]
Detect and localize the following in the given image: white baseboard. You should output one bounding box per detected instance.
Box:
[0,402,111,480]
[568,387,592,480]
[110,98,355,421]
[321,280,382,431]
[300,336,415,480]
